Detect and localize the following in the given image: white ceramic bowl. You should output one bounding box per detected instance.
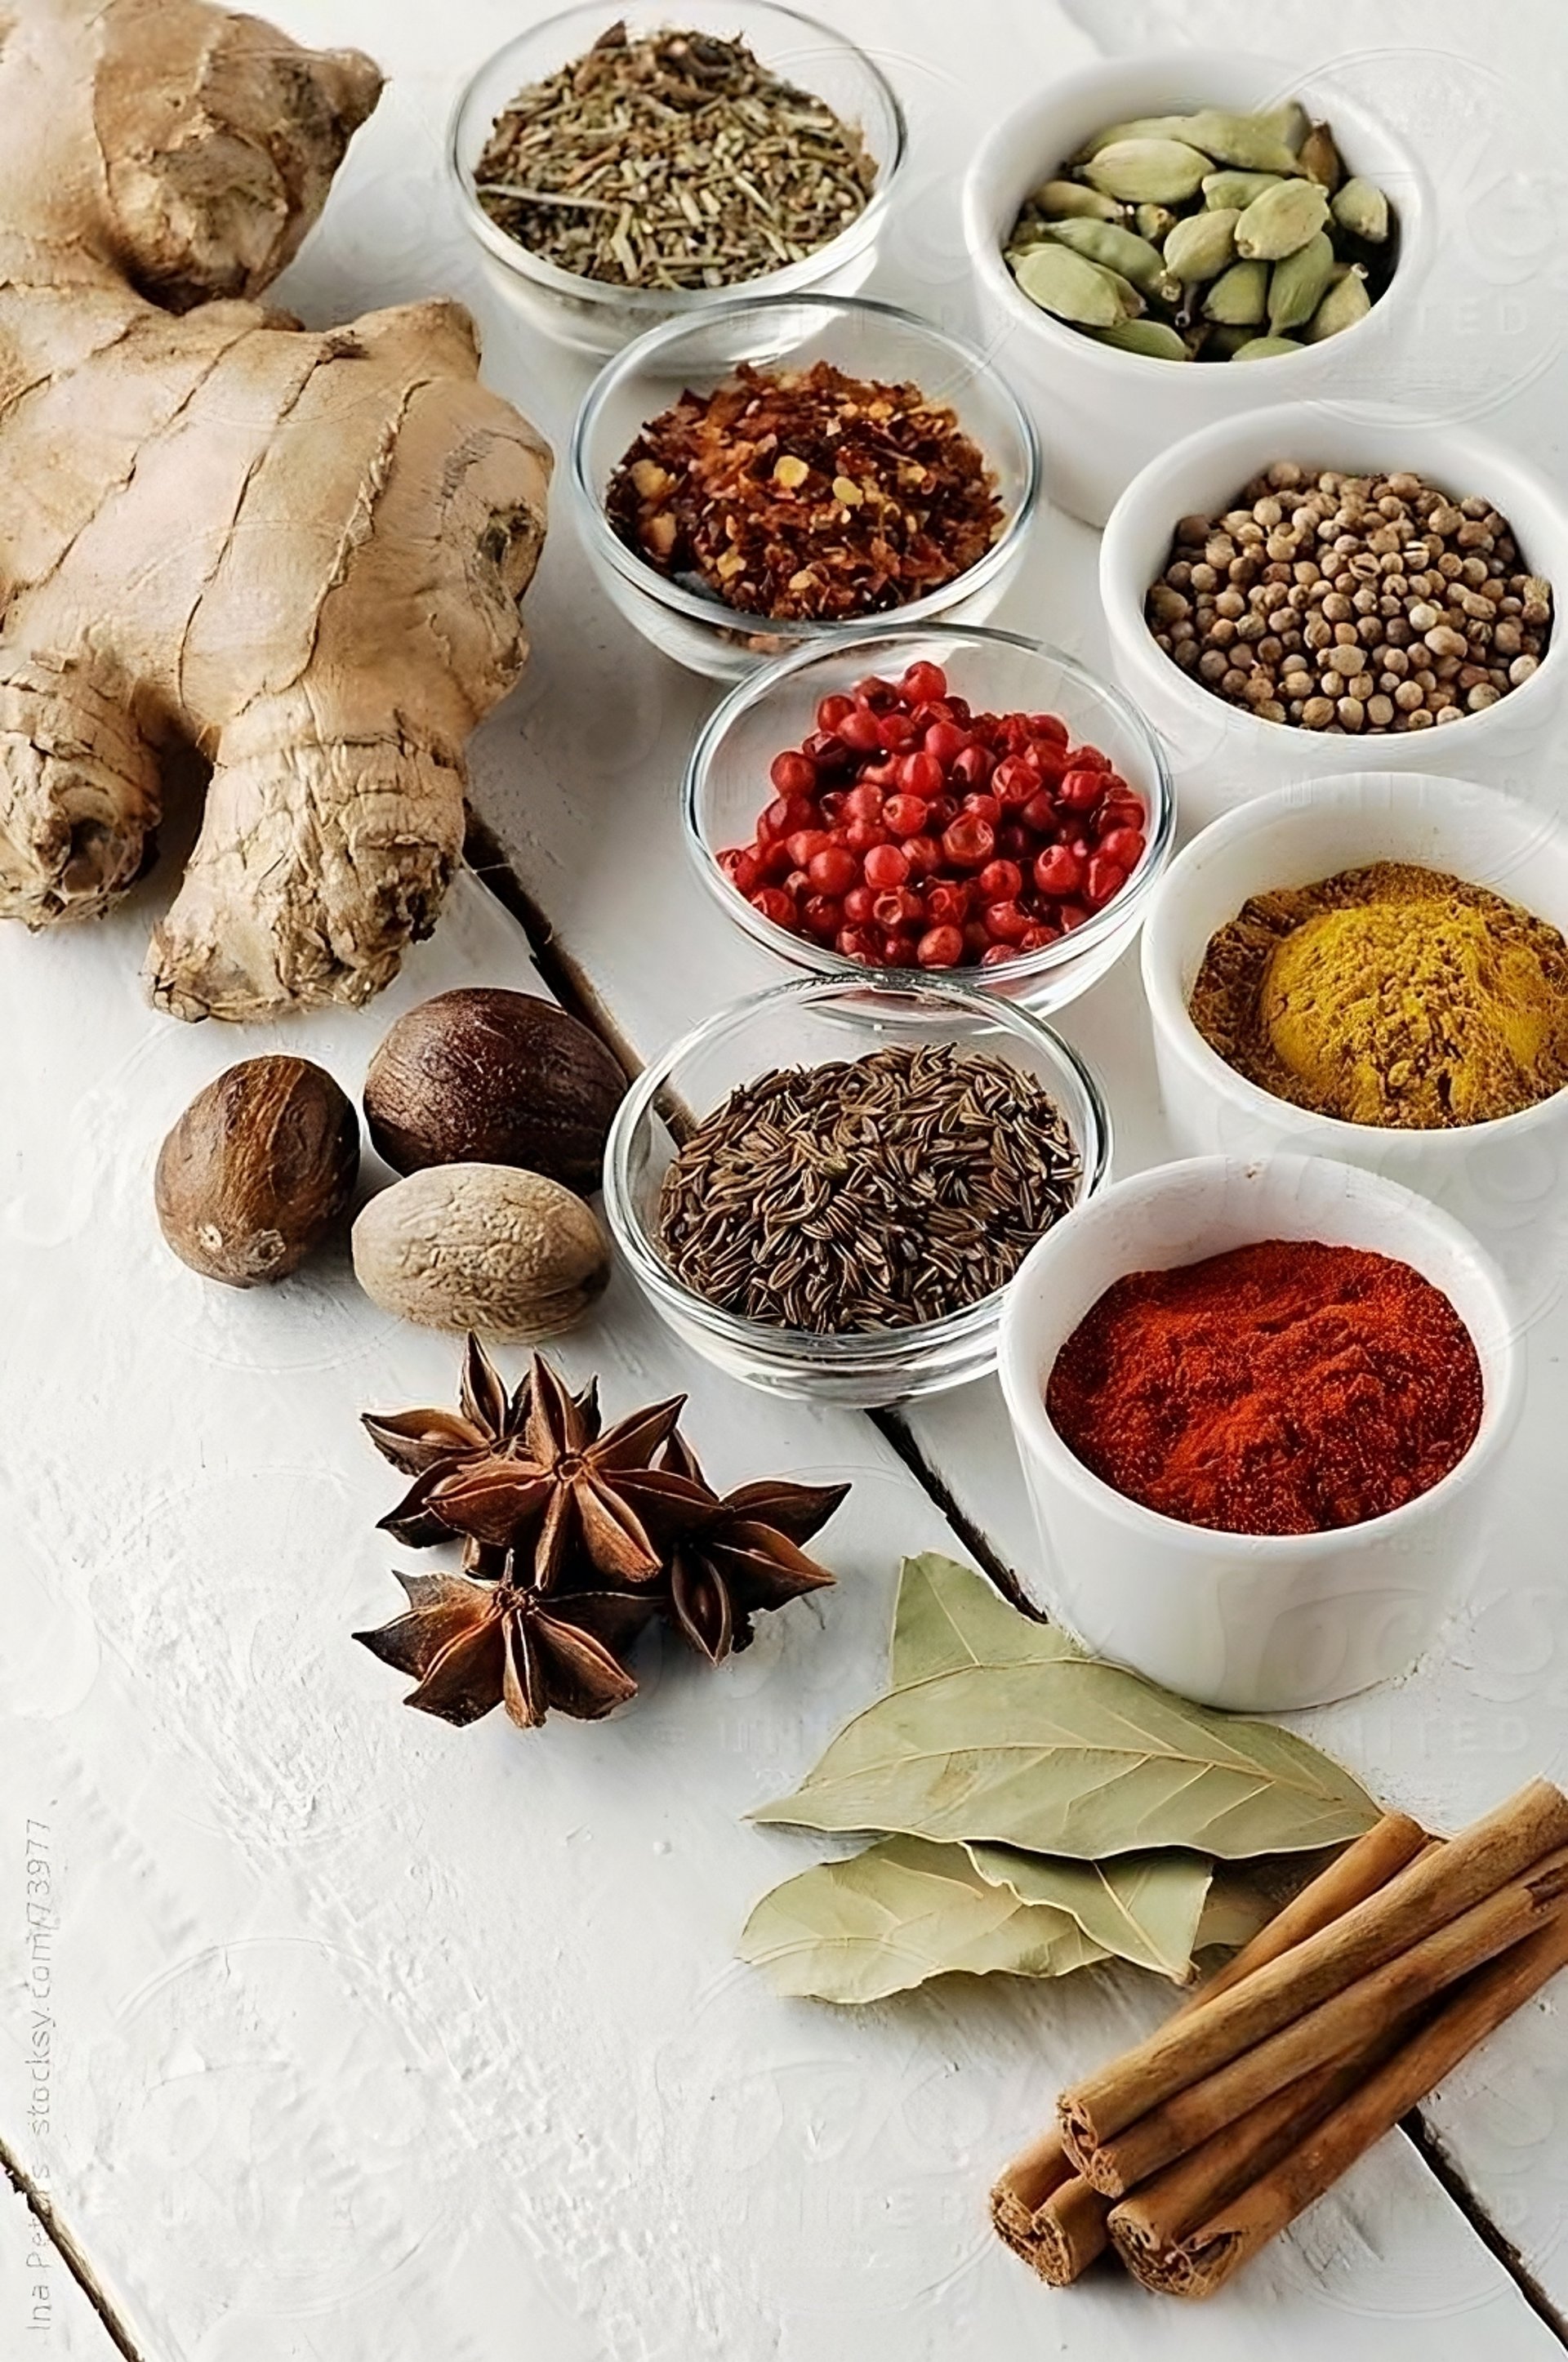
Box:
[684,623,1174,1010]
[997,1153,1521,1712]
[571,294,1040,680]
[1141,771,1568,1304]
[963,51,1435,528]
[447,0,906,359]
[1101,403,1568,829]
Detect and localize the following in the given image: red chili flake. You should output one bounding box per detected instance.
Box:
[604,361,1004,622]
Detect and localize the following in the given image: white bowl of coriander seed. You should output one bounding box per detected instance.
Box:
[962,51,1435,527]
[1140,771,1568,1300]
[603,973,1110,1406]
[1100,403,1568,831]
[446,1,906,358]
[570,292,1040,680]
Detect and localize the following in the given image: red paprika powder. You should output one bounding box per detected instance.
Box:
[1045,1240,1482,1537]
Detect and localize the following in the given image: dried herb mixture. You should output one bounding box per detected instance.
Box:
[474,20,875,291]
[605,360,1003,621]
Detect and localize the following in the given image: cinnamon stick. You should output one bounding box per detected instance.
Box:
[1107,2015,1419,2266]
[1113,1901,1568,2298]
[989,1811,1428,2285]
[990,2134,1111,2285]
[1082,1839,1568,2195]
[1058,1778,1568,2177]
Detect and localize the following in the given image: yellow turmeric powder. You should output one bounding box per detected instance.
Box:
[1188,862,1568,1129]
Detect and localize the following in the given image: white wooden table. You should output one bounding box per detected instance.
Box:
[7,4,1568,2356]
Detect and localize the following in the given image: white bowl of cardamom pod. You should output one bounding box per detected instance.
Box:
[963,52,1435,525]
[1140,771,1568,1306]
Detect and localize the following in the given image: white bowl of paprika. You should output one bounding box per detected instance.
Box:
[1140,771,1568,1309]
[997,1152,1521,1713]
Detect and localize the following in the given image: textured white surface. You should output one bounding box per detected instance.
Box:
[5,2,1568,2358]
[0,2182,119,2358]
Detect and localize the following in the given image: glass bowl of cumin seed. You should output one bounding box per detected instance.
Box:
[446,2,906,359]
[604,972,1111,1405]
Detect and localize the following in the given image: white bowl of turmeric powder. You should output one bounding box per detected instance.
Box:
[1140,770,1568,1301]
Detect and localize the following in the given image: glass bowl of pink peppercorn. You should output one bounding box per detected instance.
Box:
[683,622,1174,1010]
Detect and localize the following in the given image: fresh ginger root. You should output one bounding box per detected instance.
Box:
[0,0,551,1018]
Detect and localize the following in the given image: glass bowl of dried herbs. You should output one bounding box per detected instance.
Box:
[570,293,1040,679]
[603,973,1111,1406]
[685,623,1174,1008]
[447,2,906,359]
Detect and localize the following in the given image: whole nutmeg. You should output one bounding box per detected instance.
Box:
[351,1162,609,1341]
[363,989,626,1190]
[155,1057,360,1286]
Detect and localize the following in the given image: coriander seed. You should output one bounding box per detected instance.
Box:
[1145,466,1552,732]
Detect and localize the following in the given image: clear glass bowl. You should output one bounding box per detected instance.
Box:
[569,295,1041,679]
[603,973,1111,1406]
[684,623,1174,1008]
[446,1,906,359]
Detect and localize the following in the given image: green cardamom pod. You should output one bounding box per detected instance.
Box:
[1200,323,1254,359]
[1267,230,1336,331]
[1174,109,1307,175]
[1094,316,1192,360]
[1043,215,1172,296]
[1031,179,1125,224]
[1134,203,1178,242]
[1202,169,1283,211]
[1331,176,1391,243]
[1071,113,1203,160]
[1235,176,1330,259]
[1232,334,1304,359]
[1164,206,1240,281]
[1203,257,1269,325]
[1255,99,1310,152]
[1304,261,1371,341]
[1012,241,1138,327]
[1080,138,1212,204]
[1298,121,1343,189]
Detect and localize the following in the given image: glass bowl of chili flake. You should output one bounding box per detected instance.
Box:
[684,624,1174,1008]
[604,971,1111,1406]
[570,293,1040,679]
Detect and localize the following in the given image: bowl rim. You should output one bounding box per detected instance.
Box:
[444,0,909,318]
[568,292,1042,640]
[1099,398,1568,754]
[682,621,1177,987]
[603,969,1111,1367]
[996,1149,1521,1558]
[960,46,1437,385]
[1140,767,1568,1152]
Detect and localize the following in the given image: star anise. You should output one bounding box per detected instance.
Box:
[655,1433,847,1665]
[362,1335,598,1558]
[427,1355,714,1588]
[354,1553,658,1730]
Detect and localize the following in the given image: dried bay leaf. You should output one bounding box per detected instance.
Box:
[1195,1866,1278,1954]
[889,1552,1077,1688]
[751,1659,1378,1858]
[965,1844,1214,1983]
[737,1836,1109,2005]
